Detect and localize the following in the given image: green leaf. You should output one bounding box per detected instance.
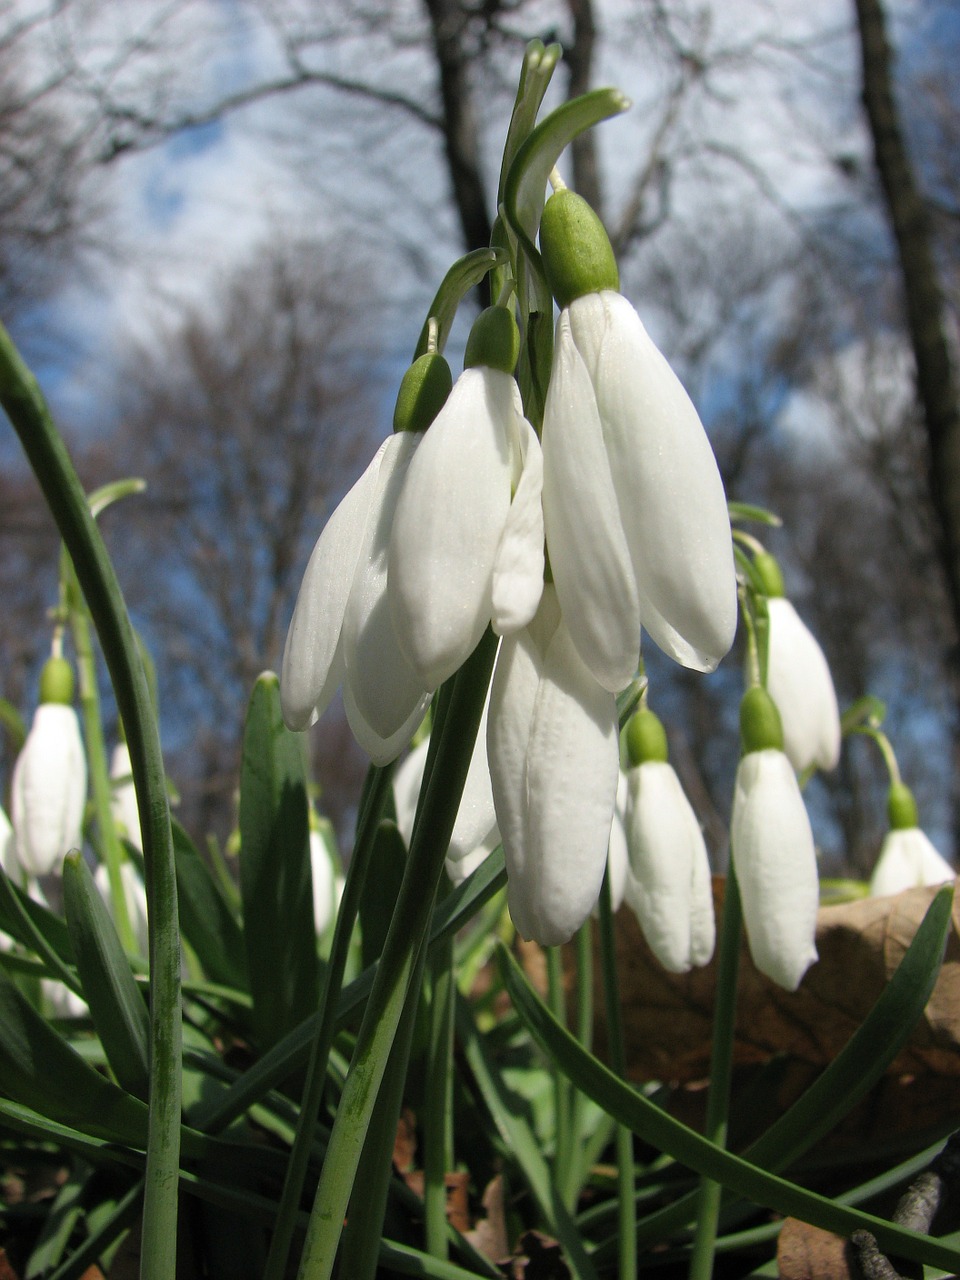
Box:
[26,1160,94,1278]
[62,853,151,1099]
[86,477,146,519]
[173,819,247,991]
[0,865,77,979]
[359,820,407,970]
[0,967,150,1146]
[498,904,960,1277]
[238,672,319,1051]
[413,248,511,360]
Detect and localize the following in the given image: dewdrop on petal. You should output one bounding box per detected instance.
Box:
[539,190,737,692]
[11,657,87,877]
[622,707,714,972]
[869,782,955,897]
[731,685,819,991]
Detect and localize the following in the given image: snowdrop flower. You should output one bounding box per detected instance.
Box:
[310,823,340,935]
[731,687,819,991]
[281,353,452,764]
[95,859,149,956]
[393,691,499,864]
[755,553,841,773]
[390,306,544,691]
[605,771,629,912]
[487,585,620,945]
[538,190,737,692]
[0,805,14,877]
[869,783,954,897]
[110,741,142,850]
[12,658,87,877]
[622,708,715,972]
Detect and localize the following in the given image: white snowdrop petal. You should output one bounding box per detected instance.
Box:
[342,679,431,767]
[392,739,428,848]
[509,613,620,946]
[280,439,390,731]
[390,368,515,690]
[12,704,87,877]
[95,860,149,956]
[491,415,545,636]
[574,292,736,673]
[731,750,819,991]
[605,772,630,912]
[310,828,338,934]
[869,827,954,897]
[110,742,143,851]
[624,761,715,972]
[343,433,430,744]
[0,806,15,878]
[543,309,640,693]
[766,598,841,772]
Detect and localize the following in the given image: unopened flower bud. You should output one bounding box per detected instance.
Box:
[887,781,919,831]
[539,189,619,308]
[393,352,453,434]
[753,551,785,599]
[464,306,520,375]
[39,656,75,705]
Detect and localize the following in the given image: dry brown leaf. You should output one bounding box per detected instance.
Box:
[584,878,960,1083]
[777,1217,854,1280]
[465,1174,511,1263]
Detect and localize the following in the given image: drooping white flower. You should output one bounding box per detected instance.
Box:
[393,691,499,864]
[280,431,431,764]
[870,828,955,897]
[764,594,841,773]
[110,741,143,850]
[95,859,150,956]
[389,307,544,691]
[731,688,819,991]
[537,191,736,692]
[487,586,620,945]
[625,760,715,973]
[869,782,954,897]
[12,680,87,878]
[604,771,629,913]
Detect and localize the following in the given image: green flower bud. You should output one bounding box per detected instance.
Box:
[753,552,785,599]
[39,656,75,705]
[887,781,919,831]
[464,306,521,375]
[625,707,669,767]
[539,189,619,309]
[739,685,784,754]
[393,352,453,434]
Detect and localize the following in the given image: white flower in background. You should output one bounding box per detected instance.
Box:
[95,859,149,956]
[604,772,629,913]
[538,191,737,693]
[0,805,14,877]
[390,307,544,691]
[393,691,499,866]
[12,658,87,878]
[310,824,340,935]
[622,707,715,972]
[731,687,819,991]
[110,741,142,850]
[869,782,954,897]
[487,586,620,945]
[755,553,841,773]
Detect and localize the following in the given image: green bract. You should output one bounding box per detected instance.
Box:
[625,707,669,767]
[464,306,521,374]
[887,781,919,831]
[39,655,75,705]
[539,189,619,308]
[739,685,784,754]
[392,352,453,434]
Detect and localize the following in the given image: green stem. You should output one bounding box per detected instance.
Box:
[688,870,744,1280]
[424,931,456,1259]
[262,765,393,1280]
[547,944,572,1195]
[66,563,136,954]
[597,868,636,1280]
[297,628,497,1280]
[0,322,181,1280]
[560,923,594,1209]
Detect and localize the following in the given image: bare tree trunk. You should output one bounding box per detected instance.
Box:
[853,0,960,665]
[421,0,494,257]
[564,0,603,218]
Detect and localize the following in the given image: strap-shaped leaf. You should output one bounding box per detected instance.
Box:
[359,820,406,970]
[173,820,247,992]
[239,672,318,1051]
[499,885,960,1276]
[63,852,150,1099]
